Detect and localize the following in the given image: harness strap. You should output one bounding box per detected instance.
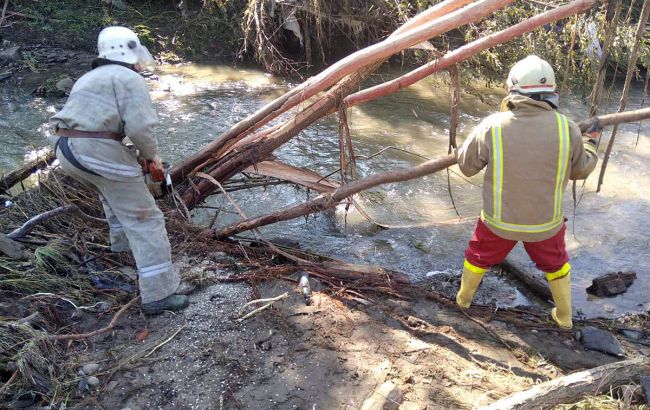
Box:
[55,137,100,176]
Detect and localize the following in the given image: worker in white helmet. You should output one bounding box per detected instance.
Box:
[455,55,599,329]
[46,27,188,314]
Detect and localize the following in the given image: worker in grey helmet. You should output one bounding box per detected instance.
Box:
[45,26,188,314]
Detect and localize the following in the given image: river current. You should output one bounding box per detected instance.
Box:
[2,63,648,318]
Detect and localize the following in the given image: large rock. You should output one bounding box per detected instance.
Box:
[55,76,74,94]
[586,271,636,297]
[0,233,28,259]
[0,46,22,64]
[576,326,625,357]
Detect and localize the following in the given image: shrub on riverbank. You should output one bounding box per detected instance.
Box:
[3,0,648,89]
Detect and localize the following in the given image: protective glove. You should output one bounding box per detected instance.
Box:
[584,116,602,139]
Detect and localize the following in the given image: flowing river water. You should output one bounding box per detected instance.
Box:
[2,63,649,319]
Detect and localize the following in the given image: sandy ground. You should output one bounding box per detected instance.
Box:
[47,253,637,410]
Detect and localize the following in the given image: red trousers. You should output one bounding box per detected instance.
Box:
[464,219,569,273]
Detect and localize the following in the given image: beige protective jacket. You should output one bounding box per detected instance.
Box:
[457,94,598,242]
[49,64,159,182]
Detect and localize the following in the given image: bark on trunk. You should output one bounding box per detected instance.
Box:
[479,358,650,410]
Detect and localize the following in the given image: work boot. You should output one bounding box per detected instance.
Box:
[547,272,573,329]
[456,260,488,308]
[142,294,189,315]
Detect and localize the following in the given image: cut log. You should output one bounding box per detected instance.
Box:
[0,148,55,193]
[359,381,402,410]
[479,358,650,410]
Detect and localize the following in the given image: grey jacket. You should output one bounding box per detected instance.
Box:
[49,64,159,182]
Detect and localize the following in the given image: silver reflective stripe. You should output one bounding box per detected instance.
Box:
[139,261,173,278]
[78,155,142,177]
[491,123,503,220]
[553,113,570,221]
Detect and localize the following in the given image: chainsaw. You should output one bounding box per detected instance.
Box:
[141,159,172,198]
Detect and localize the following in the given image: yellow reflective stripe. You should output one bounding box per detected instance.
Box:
[464,259,488,274]
[553,113,570,221]
[584,143,598,155]
[545,263,571,281]
[491,124,503,220]
[482,210,564,233]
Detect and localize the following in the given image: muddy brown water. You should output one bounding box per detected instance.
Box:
[2,63,649,319]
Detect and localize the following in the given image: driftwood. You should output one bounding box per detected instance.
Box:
[7,204,105,240]
[597,0,650,192]
[0,148,55,193]
[479,358,650,410]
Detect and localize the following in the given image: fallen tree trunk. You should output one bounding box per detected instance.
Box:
[0,148,54,193]
[180,0,516,208]
[172,0,515,190]
[479,358,650,410]
[214,107,650,238]
[169,0,490,182]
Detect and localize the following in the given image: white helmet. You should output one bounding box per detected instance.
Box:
[97,26,155,68]
[507,55,556,94]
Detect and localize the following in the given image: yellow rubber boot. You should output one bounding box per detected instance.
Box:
[547,266,573,329]
[456,260,488,308]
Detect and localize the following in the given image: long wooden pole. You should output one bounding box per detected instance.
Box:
[597,0,650,192]
[344,0,597,107]
[169,0,484,182]
[215,107,650,238]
